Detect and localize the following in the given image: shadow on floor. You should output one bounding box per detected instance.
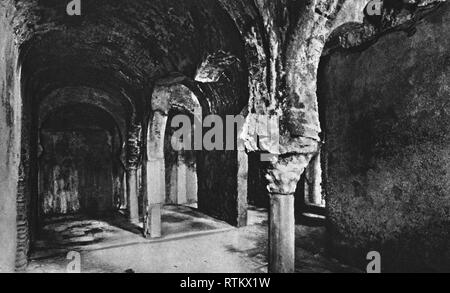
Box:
[27,205,361,273]
[31,205,232,260]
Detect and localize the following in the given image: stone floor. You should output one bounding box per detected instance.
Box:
[26,205,361,273]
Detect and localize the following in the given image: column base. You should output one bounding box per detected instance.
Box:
[129,218,140,225]
[144,204,162,238]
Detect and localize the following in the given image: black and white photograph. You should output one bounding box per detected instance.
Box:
[0,0,449,277]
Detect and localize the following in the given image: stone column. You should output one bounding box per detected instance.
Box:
[236,110,248,227]
[306,151,323,206]
[176,156,188,205]
[145,111,167,238]
[237,149,248,227]
[126,124,141,224]
[121,171,128,210]
[169,139,191,206]
[168,159,178,204]
[265,154,314,273]
[126,168,139,223]
[186,161,198,204]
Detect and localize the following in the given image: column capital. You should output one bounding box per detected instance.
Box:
[264,154,314,195]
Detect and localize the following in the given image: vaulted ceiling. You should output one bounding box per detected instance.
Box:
[13,0,248,123]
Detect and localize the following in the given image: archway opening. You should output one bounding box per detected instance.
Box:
[30,103,140,253]
[164,109,198,208]
[294,152,326,226]
[39,104,120,218]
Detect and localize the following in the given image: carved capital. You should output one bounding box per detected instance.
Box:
[264,154,314,195]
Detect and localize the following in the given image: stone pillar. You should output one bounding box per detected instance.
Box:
[265,154,314,273]
[126,168,139,223]
[168,161,178,204]
[169,139,189,205]
[126,124,141,224]
[237,149,248,227]
[305,151,323,206]
[145,111,167,238]
[236,110,248,227]
[269,193,295,273]
[186,161,198,204]
[176,156,188,205]
[121,171,128,210]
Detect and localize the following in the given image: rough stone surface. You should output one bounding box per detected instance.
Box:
[319,3,450,272]
[323,0,446,55]
[0,2,21,272]
[264,154,316,195]
[1,0,449,273]
[197,150,242,226]
[40,105,117,216]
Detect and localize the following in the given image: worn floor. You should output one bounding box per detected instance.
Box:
[26,205,360,273]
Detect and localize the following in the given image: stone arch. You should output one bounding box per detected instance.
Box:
[145,83,202,237]
[39,87,130,144]
[28,83,137,242]
[38,104,120,217]
[2,0,251,272]
[39,95,127,209]
[291,4,372,226]
[145,74,249,237]
[256,1,371,273]
[283,0,369,148]
[217,0,270,114]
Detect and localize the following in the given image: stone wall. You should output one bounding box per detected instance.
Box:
[197,150,241,226]
[248,153,268,208]
[0,3,21,272]
[319,3,450,272]
[39,130,114,216]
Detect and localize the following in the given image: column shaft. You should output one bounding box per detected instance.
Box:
[186,163,198,204]
[177,158,187,205]
[145,158,165,238]
[306,152,323,206]
[127,168,139,223]
[264,152,317,273]
[269,193,295,273]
